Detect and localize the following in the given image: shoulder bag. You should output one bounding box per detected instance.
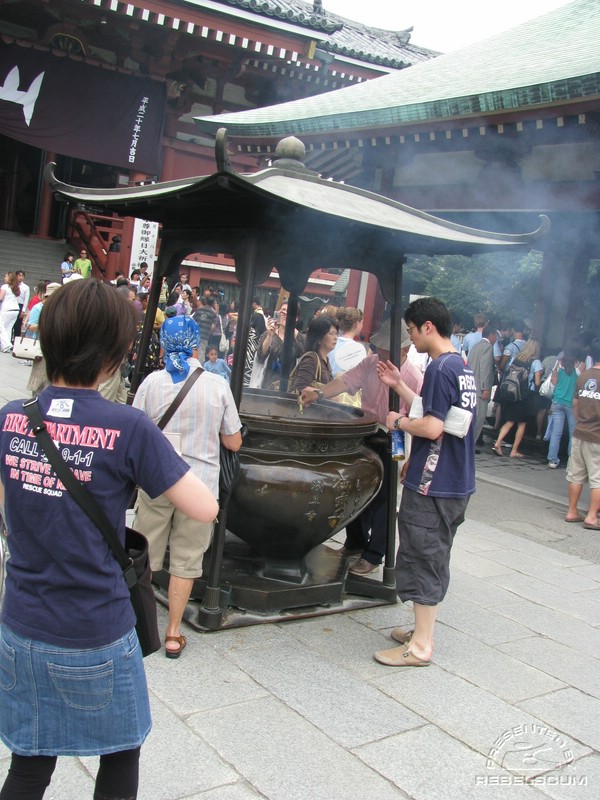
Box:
[288,351,325,392]
[12,335,42,361]
[539,361,559,399]
[218,315,229,356]
[23,398,161,657]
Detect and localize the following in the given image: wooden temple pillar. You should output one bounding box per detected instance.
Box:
[535,242,592,351]
[36,152,57,238]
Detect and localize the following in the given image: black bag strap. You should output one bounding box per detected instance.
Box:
[157,366,203,431]
[22,398,137,588]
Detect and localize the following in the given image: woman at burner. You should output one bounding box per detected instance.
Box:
[289,315,338,393]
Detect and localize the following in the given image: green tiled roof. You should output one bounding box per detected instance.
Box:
[195,0,599,137]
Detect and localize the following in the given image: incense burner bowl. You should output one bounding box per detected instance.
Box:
[226,390,383,581]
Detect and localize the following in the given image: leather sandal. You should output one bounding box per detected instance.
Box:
[165,634,187,659]
[374,644,431,667]
[390,627,414,644]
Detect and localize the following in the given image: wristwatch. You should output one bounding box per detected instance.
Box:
[394,416,402,429]
[315,388,324,400]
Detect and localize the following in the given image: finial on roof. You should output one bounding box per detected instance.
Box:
[275,136,306,162]
[272,136,314,175]
[396,27,413,45]
[313,0,324,15]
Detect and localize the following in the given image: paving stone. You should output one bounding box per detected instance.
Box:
[435,593,535,645]
[347,601,415,630]
[492,601,600,659]
[449,548,517,578]
[572,564,600,581]
[498,636,600,699]
[189,783,267,799]
[447,568,524,608]
[95,693,239,800]
[469,529,592,567]
[474,549,600,591]
[373,666,590,770]
[520,688,600,751]
[488,573,600,625]
[460,519,509,540]
[146,639,268,716]
[451,532,506,553]
[281,613,406,679]
[576,588,600,603]
[528,753,600,799]
[222,636,425,748]
[429,625,565,702]
[188,696,406,800]
[354,724,548,799]
[207,621,294,657]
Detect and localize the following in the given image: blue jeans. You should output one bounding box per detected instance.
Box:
[547,402,575,466]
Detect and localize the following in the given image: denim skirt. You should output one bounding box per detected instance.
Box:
[0,625,152,756]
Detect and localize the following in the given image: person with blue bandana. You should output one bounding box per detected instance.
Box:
[133,315,242,658]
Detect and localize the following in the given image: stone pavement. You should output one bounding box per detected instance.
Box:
[0,351,599,799]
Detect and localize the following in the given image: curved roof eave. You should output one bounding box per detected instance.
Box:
[45,162,549,253]
[194,73,600,139]
[194,0,599,138]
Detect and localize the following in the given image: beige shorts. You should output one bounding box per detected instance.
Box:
[134,489,214,578]
[566,438,600,489]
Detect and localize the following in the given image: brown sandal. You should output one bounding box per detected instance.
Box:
[374,644,431,667]
[165,634,187,659]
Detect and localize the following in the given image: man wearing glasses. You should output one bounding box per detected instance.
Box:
[74,249,92,279]
[375,297,477,668]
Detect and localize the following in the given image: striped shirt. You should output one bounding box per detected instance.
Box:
[133,358,242,497]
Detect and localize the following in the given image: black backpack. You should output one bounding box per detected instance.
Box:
[498,359,531,403]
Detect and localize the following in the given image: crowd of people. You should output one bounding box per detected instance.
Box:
[2,257,600,798]
[456,311,597,471]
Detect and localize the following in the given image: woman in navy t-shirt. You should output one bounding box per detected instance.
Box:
[0,280,217,800]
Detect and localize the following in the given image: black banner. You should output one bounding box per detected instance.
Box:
[0,40,166,174]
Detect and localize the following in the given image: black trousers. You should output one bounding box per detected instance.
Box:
[0,748,141,800]
[344,439,389,565]
[11,309,24,342]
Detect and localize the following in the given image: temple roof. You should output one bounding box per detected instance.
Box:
[45,138,548,286]
[194,0,599,137]
[185,0,436,69]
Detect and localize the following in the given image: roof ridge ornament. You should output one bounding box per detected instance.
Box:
[215,128,235,173]
[272,135,315,174]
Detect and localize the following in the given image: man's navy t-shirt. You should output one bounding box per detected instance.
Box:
[404,352,477,498]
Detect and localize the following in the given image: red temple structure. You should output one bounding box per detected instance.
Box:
[194,0,600,348]
[0,0,436,300]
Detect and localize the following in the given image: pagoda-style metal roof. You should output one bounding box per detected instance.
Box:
[194,0,598,138]
[46,133,548,296]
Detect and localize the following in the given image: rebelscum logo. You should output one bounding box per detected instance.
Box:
[476,723,586,787]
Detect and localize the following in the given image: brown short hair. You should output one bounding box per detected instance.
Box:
[40,280,137,386]
[335,306,363,333]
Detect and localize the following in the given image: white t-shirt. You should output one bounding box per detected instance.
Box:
[1,285,20,313]
[328,336,367,376]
